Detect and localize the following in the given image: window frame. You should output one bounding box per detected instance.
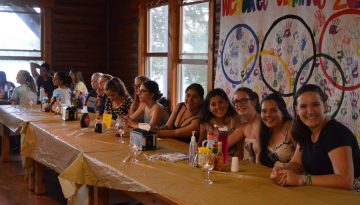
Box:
[138,0,214,110]
[0,0,52,64]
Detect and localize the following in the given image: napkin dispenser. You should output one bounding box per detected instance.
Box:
[61,106,78,121]
[130,128,157,151]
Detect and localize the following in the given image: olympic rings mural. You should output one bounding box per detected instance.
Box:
[216,9,360,137]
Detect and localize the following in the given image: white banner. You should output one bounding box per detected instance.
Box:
[215,1,360,138]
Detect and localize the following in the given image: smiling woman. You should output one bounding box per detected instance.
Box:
[270,84,360,191]
[259,93,295,168]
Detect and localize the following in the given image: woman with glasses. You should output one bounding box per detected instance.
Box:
[270,84,360,192]
[158,83,204,142]
[197,88,241,151]
[228,87,261,163]
[124,80,169,129]
[104,78,133,120]
[259,93,296,168]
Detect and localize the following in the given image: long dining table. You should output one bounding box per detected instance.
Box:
[0,105,359,205]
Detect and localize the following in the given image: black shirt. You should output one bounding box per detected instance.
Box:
[301,119,360,178]
[36,76,56,99]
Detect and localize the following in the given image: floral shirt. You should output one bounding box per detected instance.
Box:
[105,96,133,120]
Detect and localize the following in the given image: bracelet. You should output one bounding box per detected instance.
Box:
[306,175,312,186]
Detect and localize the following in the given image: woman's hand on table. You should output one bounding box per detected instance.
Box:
[271,168,303,186]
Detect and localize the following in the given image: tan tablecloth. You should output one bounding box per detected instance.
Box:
[59,138,360,205]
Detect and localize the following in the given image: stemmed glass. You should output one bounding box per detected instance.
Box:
[115,118,125,143]
[129,143,141,163]
[200,153,215,184]
[54,98,61,117]
[29,100,34,110]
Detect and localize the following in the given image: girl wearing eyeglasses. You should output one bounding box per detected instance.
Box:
[259,93,296,168]
[124,80,169,129]
[228,87,261,163]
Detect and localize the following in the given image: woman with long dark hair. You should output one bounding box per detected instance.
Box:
[270,84,360,191]
[259,93,296,168]
[159,83,204,142]
[124,80,169,129]
[197,88,241,151]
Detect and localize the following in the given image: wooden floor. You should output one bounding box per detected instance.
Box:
[0,137,66,205]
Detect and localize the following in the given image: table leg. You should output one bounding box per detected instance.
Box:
[35,161,46,194]
[89,186,94,205]
[94,187,109,205]
[28,162,35,190]
[1,124,10,162]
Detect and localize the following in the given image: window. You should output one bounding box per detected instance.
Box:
[147,4,169,97]
[0,4,42,85]
[179,0,209,101]
[140,0,213,108]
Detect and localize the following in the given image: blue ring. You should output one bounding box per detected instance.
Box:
[221,24,259,85]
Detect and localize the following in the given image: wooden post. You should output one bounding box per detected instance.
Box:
[34,161,46,194]
[1,124,10,162]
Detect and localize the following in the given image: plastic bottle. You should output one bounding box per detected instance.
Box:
[188,131,197,168]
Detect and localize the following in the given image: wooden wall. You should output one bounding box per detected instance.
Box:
[51,0,107,87]
[107,0,139,94]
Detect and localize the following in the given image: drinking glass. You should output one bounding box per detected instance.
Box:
[200,153,215,184]
[129,143,141,163]
[29,100,34,110]
[55,97,62,116]
[115,118,125,143]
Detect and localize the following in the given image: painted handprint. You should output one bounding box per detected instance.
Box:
[283,21,292,38]
[352,60,358,78]
[314,9,326,27]
[342,34,351,45]
[344,50,354,66]
[236,27,244,40]
[300,35,308,51]
[329,18,341,35]
[224,53,231,66]
[276,32,283,44]
[292,50,299,65]
[264,57,273,72]
[349,91,359,110]
[248,39,255,53]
